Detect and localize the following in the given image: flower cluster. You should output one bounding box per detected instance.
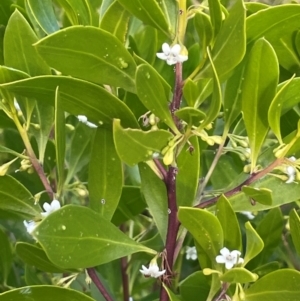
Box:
[23,199,61,235]
[140,257,165,278]
[156,43,188,65]
[186,246,197,260]
[216,247,244,270]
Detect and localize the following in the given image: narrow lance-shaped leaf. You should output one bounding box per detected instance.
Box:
[241,38,279,172]
[0,228,13,284]
[26,0,60,35]
[289,209,300,256]
[88,127,123,220]
[136,63,179,133]
[208,0,222,39]
[34,26,137,93]
[33,205,155,269]
[113,119,173,166]
[54,87,66,196]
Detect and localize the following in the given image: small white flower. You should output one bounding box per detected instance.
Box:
[23,220,37,234]
[129,298,133,301]
[41,199,61,218]
[286,165,296,184]
[77,115,97,128]
[140,261,166,278]
[14,99,21,111]
[156,43,188,65]
[216,247,244,269]
[240,211,255,220]
[186,246,197,260]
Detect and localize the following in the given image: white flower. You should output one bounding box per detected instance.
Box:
[240,211,255,220]
[186,246,197,260]
[41,199,61,218]
[156,43,188,65]
[77,115,97,128]
[140,261,166,278]
[216,247,244,269]
[286,165,296,184]
[14,99,21,111]
[23,220,37,234]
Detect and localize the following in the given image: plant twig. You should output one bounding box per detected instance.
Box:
[87,268,114,301]
[120,224,130,301]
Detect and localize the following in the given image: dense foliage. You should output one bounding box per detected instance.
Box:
[1,0,300,300]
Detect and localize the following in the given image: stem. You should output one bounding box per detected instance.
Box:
[87,268,114,301]
[12,112,54,199]
[120,225,130,301]
[197,157,284,209]
[214,282,230,301]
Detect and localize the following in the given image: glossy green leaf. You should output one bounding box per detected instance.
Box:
[4,10,50,76]
[252,261,280,279]
[0,285,95,301]
[179,271,210,301]
[54,87,66,195]
[0,66,29,83]
[241,186,272,206]
[250,208,284,267]
[177,136,200,207]
[247,5,300,72]
[243,222,263,265]
[162,284,182,301]
[220,268,258,284]
[0,145,27,159]
[100,0,130,43]
[244,269,300,301]
[15,242,68,273]
[216,195,242,251]
[183,78,212,108]
[117,0,170,36]
[241,38,278,172]
[268,75,296,144]
[289,209,300,256]
[198,0,246,78]
[0,175,41,218]
[175,108,206,127]
[139,162,168,242]
[157,0,177,37]
[56,0,91,25]
[245,2,269,15]
[88,127,123,220]
[26,0,59,34]
[208,0,222,38]
[65,122,92,184]
[0,76,138,128]
[111,186,146,226]
[113,119,173,166]
[198,49,221,131]
[223,59,246,130]
[33,205,155,268]
[34,26,137,93]
[136,63,178,133]
[0,228,12,284]
[178,207,223,267]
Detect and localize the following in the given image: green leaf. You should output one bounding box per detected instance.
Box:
[179,271,210,301]
[33,205,155,269]
[243,222,263,265]
[178,207,223,267]
[88,127,123,220]
[247,5,300,72]
[54,87,66,195]
[162,284,182,301]
[0,175,41,218]
[0,145,27,159]
[198,0,246,78]
[158,0,177,37]
[100,0,130,43]
[208,0,222,39]
[0,285,96,301]
[268,75,296,144]
[4,10,50,76]
[241,38,278,172]
[113,119,173,166]
[177,136,200,207]
[0,228,12,284]
[289,209,300,256]
[241,186,272,206]
[0,66,30,83]
[117,0,170,36]
[136,63,178,133]
[15,242,68,273]
[244,269,300,301]
[220,268,258,284]
[26,0,60,34]
[34,26,137,93]
[216,195,242,251]
[139,162,168,242]
[174,108,206,127]
[0,76,139,128]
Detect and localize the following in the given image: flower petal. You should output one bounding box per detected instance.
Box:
[225,261,234,269]
[216,255,226,263]
[51,199,61,211]
[230,250,241,257]
[171,44,181,55]
[162,43,171,54]
[156,52,168,60]
[178,54,188,62]
[220,247,230,256]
